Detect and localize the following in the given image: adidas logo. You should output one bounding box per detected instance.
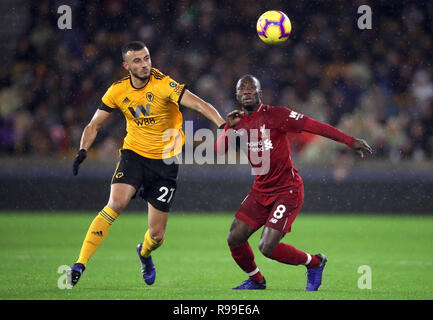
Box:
[92,231,103,236]
[123,97,130,103]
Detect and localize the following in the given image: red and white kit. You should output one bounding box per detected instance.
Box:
[216,103,355,234]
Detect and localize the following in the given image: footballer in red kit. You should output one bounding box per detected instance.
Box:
[216,75,372,291]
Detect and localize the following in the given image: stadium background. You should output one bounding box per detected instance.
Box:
[0,0,432,213]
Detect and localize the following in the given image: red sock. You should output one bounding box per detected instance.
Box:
[269,243,318,268]
[229,242,264,282]
[306,254,320,269]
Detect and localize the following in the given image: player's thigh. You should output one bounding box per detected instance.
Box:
[141,160,178,214]
[227,217,256,246]
[228,193,268,246]
[147,202,169,242]
[107,183,137,213]
[234,192,269,231]
[111,149,144,196]
[142,163,178,241]
[264,186,304,234]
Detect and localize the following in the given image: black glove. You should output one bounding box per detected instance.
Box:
[73,149,87,176]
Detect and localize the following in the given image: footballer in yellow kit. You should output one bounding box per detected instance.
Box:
[100,68,186,159]
[67,41,226,287]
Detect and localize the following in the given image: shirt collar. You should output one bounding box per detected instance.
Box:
[257,103,264,112]
[243,103,264,118]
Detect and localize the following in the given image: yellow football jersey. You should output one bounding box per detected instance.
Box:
[101,68,186,159]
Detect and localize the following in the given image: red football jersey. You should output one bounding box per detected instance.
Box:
[216,103,355,195]
[233,103,305,194]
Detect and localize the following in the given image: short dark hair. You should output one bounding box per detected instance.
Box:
[121,41,147,60]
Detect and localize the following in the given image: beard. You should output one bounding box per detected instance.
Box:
[240,100,261,113]
[131,69,150,81]
[243,103,257,112]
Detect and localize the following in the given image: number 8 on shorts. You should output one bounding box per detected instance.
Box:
[273,204,286,219]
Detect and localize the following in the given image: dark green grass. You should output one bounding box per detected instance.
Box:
[0,212,432,300]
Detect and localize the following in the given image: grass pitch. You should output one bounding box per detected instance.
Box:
[0,212,432,300]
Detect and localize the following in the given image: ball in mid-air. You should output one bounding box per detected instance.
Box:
[256,10,291,44]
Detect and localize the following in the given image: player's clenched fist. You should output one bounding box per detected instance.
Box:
[226,110,244,128]
[73,149,87,176]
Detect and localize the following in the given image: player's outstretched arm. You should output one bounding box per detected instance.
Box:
[73,109,112,176]
[302,117,373,158]
[180,90,226,127]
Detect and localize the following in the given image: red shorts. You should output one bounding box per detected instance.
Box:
[235,184,304,234]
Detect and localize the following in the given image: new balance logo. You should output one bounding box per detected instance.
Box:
[92,231,103,236]
[289,110,304,120]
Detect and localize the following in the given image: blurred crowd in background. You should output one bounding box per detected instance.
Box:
[1,0,432,165]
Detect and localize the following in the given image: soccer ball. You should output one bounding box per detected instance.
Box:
[256,10,292,44]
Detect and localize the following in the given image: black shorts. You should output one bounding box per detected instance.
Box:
[111,149,179,212]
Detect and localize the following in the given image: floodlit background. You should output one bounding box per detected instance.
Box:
[1,0,433,302]
[0,0,432,212]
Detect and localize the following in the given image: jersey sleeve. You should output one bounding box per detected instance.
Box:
[160,76,187,105]
[302,117,355,147]
[100,85,118,112]
[273,106,354,147]
[272,106,307,133]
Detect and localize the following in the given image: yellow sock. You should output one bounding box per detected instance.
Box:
[140,229,164,258]
[76,206,119,266]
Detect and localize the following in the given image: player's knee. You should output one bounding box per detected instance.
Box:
[106,200,126,214]
[107,196,130,213]
[227,232,246,247]
[149,230,165,243]
[227,233,236,246]
[258,238,277,258]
